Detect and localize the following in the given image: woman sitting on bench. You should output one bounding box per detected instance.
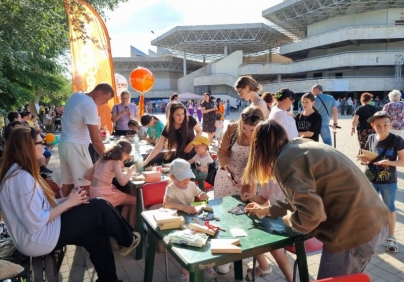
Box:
[0,127,140,282]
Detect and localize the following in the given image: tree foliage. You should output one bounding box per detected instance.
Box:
[0,0,127,111]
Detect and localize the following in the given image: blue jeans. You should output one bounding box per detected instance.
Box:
[225,107,230,116]
[317,226,387,279]
[373,183,397,212]
[320,122,332,146]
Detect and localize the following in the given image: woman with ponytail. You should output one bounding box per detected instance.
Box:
[0,127,140,282]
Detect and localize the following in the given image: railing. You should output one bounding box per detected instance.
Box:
[240,50,403,66]
[260,75,395,86]
[284,24,402,44]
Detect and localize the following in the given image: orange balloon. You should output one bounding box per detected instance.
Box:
[129,67,154,93]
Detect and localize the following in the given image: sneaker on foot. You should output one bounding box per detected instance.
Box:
[217,263,231,274]
[40,167,53,174]
[387,237,398,252]
[118,232,141,256]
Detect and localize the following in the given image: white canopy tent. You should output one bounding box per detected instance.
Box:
[178,93,203,101]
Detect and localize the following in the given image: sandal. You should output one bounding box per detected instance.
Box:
[244,265,272,281]
[387,237,398,253]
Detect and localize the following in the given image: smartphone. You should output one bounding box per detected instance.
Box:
[226,167,237,183]
[195,161,201,167]
[124,106,129,110]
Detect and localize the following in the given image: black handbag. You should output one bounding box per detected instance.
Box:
[205,128,238,186]
[363,144,389,182]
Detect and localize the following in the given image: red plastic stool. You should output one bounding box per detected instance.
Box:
[313,273,371,282]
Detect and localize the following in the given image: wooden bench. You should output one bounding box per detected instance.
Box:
[21,247,66,282]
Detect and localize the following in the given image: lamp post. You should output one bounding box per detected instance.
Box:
[151,31,160,54]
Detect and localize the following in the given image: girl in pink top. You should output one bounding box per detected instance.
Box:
[85,140,138,228]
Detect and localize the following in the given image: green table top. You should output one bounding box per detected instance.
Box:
[142,195,305,271]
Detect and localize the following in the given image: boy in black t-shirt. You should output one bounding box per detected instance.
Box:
[361,111,404,253]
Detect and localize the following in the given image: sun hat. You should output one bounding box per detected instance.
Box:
[169,158,195,180]
[190,135,210,146]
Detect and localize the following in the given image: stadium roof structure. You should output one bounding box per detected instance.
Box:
[263,0,404,39]
[151,23,294,61]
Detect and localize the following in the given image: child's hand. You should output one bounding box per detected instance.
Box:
[357,156,369,164]
[242,192,254,202]
[244,202,267,216]
[129,165,137,172]
[197,192,208,201]
[183,205,197,214]
[374,159,390,166]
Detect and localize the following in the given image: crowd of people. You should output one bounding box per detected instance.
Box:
[0,79,403,282]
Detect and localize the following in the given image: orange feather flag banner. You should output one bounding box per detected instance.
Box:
[139,94,145,116]
[64,0,117,133]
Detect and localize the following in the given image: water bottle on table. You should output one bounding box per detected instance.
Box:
[134,134,140,152]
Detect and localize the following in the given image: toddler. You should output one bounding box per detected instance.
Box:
[242,181,293,282]
[188,135,213,174]
[214,113,224,146]
[85,140,139,231]
[163,158,216,281]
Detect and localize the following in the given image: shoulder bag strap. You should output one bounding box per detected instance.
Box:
[316,95,330,117]
[229,128,237,150]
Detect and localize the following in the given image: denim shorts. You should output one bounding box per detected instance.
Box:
[373,183,397,212]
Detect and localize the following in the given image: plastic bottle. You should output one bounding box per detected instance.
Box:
[136,153,144,173]
[134,134,140,152]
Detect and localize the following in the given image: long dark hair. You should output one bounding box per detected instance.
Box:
[0,127,56,207]
[103,140,132,161]
[165,102,190,159]
[242,120,289,186]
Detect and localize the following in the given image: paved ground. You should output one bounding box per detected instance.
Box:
[46,112,404,282]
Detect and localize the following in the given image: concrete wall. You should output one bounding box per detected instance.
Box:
[211,51,243,77]
[261,77,401,93]
[307,8,404,36]
[281,25,404,55]
[238,51,400,75]
[178,65,209,94]
[307,41,404,58]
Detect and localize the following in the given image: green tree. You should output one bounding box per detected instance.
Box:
[0,0,127,111]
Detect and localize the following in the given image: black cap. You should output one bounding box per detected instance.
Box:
[273,88,295,101]
[140,115,153,126]
[367,111,392,124]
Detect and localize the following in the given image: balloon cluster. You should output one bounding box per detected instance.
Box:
[44,133,59,146]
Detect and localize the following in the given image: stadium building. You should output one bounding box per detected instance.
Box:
[114,0,404,101]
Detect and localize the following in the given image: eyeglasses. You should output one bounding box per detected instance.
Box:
[35,140,46,146]
[241,113,262,124]
[237,88,244,95]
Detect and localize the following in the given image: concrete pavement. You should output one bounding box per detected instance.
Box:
[46,112,404,282]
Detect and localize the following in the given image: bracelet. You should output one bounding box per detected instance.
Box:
[334,123,338,125]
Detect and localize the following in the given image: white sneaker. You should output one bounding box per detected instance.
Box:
[217,263,231,274]
[118,232,141,256]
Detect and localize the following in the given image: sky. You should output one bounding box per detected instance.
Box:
[104,0,283,57]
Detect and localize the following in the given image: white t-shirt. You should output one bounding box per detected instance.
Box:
[192,153,214,168]
[0,164,61,256]
[258,181,286,205]
[165,182,202,205]
[268,106,298,141]
[61,92,98,144]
